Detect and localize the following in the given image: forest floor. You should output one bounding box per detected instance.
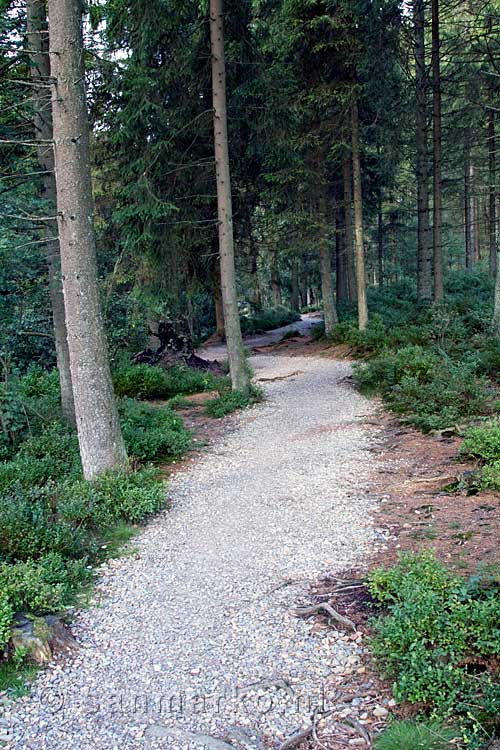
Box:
[2,317,499,750]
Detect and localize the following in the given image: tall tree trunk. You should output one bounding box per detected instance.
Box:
[48,0,127,479]
[377,188,384,286]
[342,157,356,302]
[464,139,474,269]
[351,96,368,330]
[209,0,249,393]
[335,199,348,302]
[317,185,338,335]
[26,0,75,426]
[431,0,443,300]
[270,249,281,306]
[414,0,432,300]
[290,256,300,312]
[212,253,225,340]
[489,109,497,277]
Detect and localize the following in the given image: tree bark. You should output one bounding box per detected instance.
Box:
[335,199,348,302]
[489,109,497,277]
[317,186,338,336]
[270,249,281,307]
[351,96,368,330]
[342,157,356,302]
[290,256,300,312]
[464,140,474,269]
[48,0,127,478]
[377,188,384,286]
[213,255,225,340]
[209,0,249,393]
[413,0,432,300]
[26,0,75,426]
[431,0,443,300]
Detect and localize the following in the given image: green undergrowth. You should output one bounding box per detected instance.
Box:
[0,360,259,684]
[112,362,229,400]
[325,273,499,434]
[239,305,300,335]
[460,420,500,491]
[374,720,459,750]
[368,551,500,749]
[204,385,263,418]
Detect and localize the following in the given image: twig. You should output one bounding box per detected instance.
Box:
[278,709,334,750]
[292,603,356,632]
[342,718,372,747]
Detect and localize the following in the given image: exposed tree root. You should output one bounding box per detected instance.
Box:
[257,370,304,382]
[292,603,356,632]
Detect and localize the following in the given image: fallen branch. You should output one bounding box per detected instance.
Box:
[257,371,304,382]
[278,709,334,750]
[342,718,372,747]
[292,603,356,632]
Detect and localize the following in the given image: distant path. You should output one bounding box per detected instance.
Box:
[4,333,382,750]
[197,312,322,361]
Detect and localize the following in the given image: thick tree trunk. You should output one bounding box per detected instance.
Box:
[290,256,300,312]
[26,0,75,426]
[342,157,356,302]
[335,199,348,302]
[489,109,497,277]
[209,0,249,393]
[351,97,368,330]
[48,0,127,478]
[413,0,432,300]
[317,187,338,336]
[213,256,225,340]
[270,249,281,307]
[431,0,443,300]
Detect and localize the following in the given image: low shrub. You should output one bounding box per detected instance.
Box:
[0,554,92,616]
[0,484,93,563]
[461,420,500,492]
[118,398,191,461]
[240,306,300,335]
[354,348,494,432]
[112,363,228,400]
[461,421,500,464]
[368,551,500,746]
[58,467,166,527]
[374,720,458,750]
[205,386,262,418]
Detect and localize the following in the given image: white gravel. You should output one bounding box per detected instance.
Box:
[2,352,382,750]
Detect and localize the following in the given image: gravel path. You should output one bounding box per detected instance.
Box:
[3,351,382,750]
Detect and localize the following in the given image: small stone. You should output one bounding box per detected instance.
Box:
[373,705,389,718]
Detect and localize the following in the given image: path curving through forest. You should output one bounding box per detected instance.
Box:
[3,329,382,750]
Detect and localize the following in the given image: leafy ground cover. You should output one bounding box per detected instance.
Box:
[368,552,500,749]
[0,360,257,686]
[328,273,499,434]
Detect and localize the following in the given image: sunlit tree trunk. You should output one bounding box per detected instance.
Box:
[377,188,384,286]
[489,109,497,277]
[209,0,249,393]
[335,199,348,302]
[48,0,127,478]
[432,0,443,300]
[212,253,225,340]
[270,249,281,306]
[342,157,356,302]
[26,0,75,426]
[351,96,368,330]
[290,256,300,312]
[317,186,338,335]
[413,0,432,300]
[464,138,474,270]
